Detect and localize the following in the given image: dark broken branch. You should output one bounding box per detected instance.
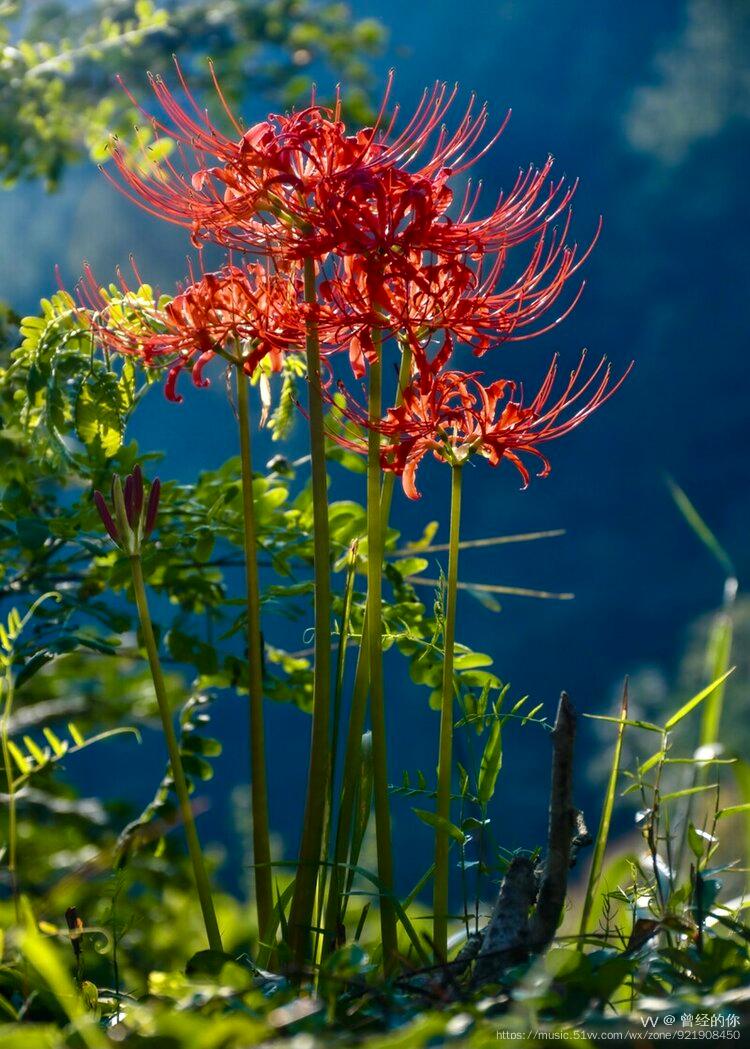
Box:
[471,692,589,985]
[472,855,537,985]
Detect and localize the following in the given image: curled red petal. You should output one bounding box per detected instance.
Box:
[192,349,215,388]
[164,364,185,403]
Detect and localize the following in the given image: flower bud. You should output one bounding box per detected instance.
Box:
[93,467,162,553]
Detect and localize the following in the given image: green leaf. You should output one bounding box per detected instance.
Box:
[67,722,85,747]
[638,749,666,777]
[389,556,429,579]
[179,754,214,782]
[453,651,493,671]
[660,784,717,803]
[667,478,735,577]
[584,714,663,733]
[403,520,439,551]
[687,822,705,860]
[477,719,503,805]
[717,802,750,820]
[7,741,30,774]
[663,668,735,730]
[42,727,66,757]
[74,370,124,456]
[22,735,47,766]
[412,808,467,844]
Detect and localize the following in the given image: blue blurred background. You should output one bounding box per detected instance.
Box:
[2,0,748,893]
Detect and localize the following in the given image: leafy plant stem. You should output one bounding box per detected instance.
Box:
[129,554,223,953]
[235,355,274,953]
[288,256,333,969]
[433,462,463,960]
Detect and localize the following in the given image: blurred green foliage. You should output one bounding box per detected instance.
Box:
[0,0,384,187]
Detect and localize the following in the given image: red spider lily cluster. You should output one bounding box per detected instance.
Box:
[77,261,304,402]
[332,354,628,499]
[81,62,628,493]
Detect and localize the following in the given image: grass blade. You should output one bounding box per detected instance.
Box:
[667,478,735,577]
[663,668,735,731]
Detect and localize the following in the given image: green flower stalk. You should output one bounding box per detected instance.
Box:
[365,329,398,971]
[287,258,333,969]
[234,355,274,954]
[323,342,412,959]
[94,468,223,954]
[433,463,463,960]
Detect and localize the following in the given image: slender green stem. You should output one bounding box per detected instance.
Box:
[235,357,274,950]
[288,257,333,968]
[367,330,398,972]
[323,342,413,953]
[433,463,463,960]
[314,541,358,962]
[129,555,223,953]
[322,610,370,951]
[1,667,19,922]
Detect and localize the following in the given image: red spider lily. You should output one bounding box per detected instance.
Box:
[329,353,631,499]
[318,212,597,377]
[105,64,577,266]
[106,63,398,256]
[76,261,305,403]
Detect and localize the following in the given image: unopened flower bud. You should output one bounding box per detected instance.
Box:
[93,467,162,553]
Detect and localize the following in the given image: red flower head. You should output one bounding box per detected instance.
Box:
[329,353,630,499]
[77,261,304,403]
[104,65,576,268]
[106,64,398,257]
[318,210,596,377]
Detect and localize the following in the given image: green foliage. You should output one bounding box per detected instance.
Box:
[0,0,385,188]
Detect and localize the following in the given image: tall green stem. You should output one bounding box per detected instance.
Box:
[288,257,332,967]
[367,330,398,972]
[323,343,412,954]
[433,464,463,960]
[129,555,223,953]
[235,358,274,949]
